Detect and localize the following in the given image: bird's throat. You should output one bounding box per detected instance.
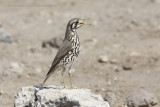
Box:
[65,29,77,39]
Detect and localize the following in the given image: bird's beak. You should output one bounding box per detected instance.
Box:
[80,22,91,25]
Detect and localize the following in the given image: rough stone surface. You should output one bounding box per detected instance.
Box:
[104,88,117,107]
[0,28,13,43]
[125,89,158,107]
[14,85,110,107]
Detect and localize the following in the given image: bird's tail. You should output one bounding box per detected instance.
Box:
[41,66,56,86]
[41,75,50,86]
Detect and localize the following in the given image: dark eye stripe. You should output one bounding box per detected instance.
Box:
[76,21,78,25]
[71,23,75,29]
[71,22,78,29]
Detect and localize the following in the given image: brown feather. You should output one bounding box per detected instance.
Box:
[42,38,72,85]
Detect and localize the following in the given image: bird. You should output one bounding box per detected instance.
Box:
[42,18,91,88]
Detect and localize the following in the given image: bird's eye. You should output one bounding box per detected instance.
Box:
[76,21,78,25]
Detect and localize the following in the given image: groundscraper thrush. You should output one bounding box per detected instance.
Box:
[42,18,91,88]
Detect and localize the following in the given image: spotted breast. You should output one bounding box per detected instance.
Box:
[59,33,80,66]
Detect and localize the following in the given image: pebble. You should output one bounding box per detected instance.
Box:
[0,28,13,43]
[130,51,141,57]
[8,62,23,74]
[113,66,120,72]
[122,64,132,70]
[98,55,109,63]
[110,59,118,64]
[46,19,53,24]
[42,36,63,48]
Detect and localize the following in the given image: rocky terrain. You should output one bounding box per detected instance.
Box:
[14,86,110,107]
[0,0,160,106]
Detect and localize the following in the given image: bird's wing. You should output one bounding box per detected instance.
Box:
[47,38,72,76]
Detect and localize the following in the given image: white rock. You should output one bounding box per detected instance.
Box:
[98,55,109,63]
[14,85,110,107]
[35,68,42,73]
[47,19,53,24]
[0,28,13,43]
[130,51,141,57]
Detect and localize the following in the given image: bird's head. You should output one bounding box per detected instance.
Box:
[67,18,91,31]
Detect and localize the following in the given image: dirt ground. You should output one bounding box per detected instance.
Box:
[0,0,160,106]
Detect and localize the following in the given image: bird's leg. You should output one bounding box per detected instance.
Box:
[61,73,66,88]
[68,72,73,89]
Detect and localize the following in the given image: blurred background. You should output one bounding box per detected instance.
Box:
[0,0,160,106]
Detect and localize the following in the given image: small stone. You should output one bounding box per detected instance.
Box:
[101,88,106,91]
[46,19,53,24]
[8,62,23,74]
[110,59,118,64]
[113,66,120,72]
[113,77,118,81]
[70,68,75,73]
[130,51,141,57]
[0,90,3,96]
[130,20,139,26]
[122,64,132,70]
[98,55,109,63]
[0,28,13,43]
[107,80,112,85]
[42,36,63,48]
[35,68,42,73]
[0,22,2,27]
[30,48,36,53]
[125,89,158,107]
[157,25,160,30]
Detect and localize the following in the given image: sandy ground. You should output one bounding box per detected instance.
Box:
[0,0,160,106]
